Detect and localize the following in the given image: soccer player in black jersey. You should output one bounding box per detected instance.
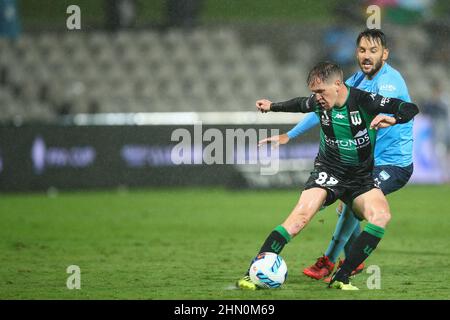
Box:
[237,61,419,290]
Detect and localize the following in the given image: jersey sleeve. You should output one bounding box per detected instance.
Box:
[270,94,318,113]
[286,113,320,139]
[357,89,419,124]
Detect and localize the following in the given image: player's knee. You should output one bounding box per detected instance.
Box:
[368,210,391,228]
[378,210,391,225]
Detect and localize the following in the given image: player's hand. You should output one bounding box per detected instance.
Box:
[370,115,396,130]
[256,99,272,113]
[258,134,290,149]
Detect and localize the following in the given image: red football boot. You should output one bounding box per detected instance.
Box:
[303,255,335,280]
[323,259,365,283]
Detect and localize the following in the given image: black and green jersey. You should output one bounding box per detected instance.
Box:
[270,85,419,167]
[314,87,377,166]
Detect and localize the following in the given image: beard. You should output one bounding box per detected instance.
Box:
[359,57,383,78]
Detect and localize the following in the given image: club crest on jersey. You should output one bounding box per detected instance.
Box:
[350,111,362,125]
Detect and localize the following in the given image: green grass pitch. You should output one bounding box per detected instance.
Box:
[1,185,450,299]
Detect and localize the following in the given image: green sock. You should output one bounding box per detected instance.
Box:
[335,223,385,282]
[258,225,292,254]
[245,225,291,276]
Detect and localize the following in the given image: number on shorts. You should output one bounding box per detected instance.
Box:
[315,172,338,186]
[315,172,328,185]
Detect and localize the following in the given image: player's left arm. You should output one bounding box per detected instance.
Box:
[358,90,419,129]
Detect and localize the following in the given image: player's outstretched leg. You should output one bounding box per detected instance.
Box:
[329,189,390,290]
[237,188,326,290]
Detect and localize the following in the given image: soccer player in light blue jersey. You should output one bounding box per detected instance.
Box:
[260,29,414,281]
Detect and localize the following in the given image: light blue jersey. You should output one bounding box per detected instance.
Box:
[288,63,413,167]
[346,63,412,167]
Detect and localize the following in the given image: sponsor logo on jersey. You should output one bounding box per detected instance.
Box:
[334,113,346,119]
[324,130,370,150]
[350,111,362,125]
[370,93,377,100]
[379,84,396,92]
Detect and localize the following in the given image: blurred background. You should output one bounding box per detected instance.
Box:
[0,0,449,192]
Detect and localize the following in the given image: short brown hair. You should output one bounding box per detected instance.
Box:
[307,61,343,86]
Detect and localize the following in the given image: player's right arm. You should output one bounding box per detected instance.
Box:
[256,95,318,147]
[256,94,318,113]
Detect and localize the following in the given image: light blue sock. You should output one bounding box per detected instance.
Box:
[324,204,360,263]
[344,222,361,258]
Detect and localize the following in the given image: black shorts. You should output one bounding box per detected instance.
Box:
[304,156,379,207]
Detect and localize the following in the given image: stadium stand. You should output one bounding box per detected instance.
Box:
[0,25,449,122]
